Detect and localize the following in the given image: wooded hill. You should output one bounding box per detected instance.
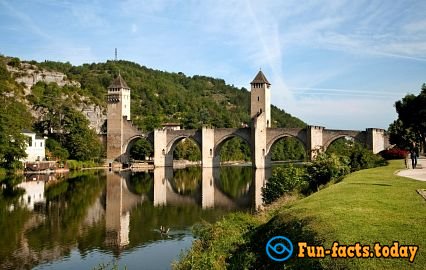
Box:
[0,56,307,163]
[33,59,305,130]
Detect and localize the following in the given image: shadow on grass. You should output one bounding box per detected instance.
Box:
[226,214,351,270]
[348,183,392,187]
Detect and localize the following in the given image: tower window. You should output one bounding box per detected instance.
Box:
[257,96,259,102]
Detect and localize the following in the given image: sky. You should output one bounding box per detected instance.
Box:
[1,0,425,130]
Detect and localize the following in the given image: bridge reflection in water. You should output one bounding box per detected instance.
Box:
[104,166,270,248]
[0,167,272,269]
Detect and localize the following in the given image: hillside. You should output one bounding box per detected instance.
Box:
[30,59,305,131]
[0,55,306,163]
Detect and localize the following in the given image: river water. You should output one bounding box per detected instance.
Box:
[0,166,272,269]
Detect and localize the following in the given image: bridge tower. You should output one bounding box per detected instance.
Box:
[251,71,271,168]
[250,70,271,128]
[107,74,131,163]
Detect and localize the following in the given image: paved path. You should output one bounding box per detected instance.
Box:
[397,157,426,181]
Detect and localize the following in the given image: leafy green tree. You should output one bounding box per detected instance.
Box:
[174,139,201,161]
[270,137,306,161]
[219,137,251,162]
[46,138,69,161]
[0,58,33,169]
[63,109,101,161]
[130,139,153,160]
[391,84,426,152]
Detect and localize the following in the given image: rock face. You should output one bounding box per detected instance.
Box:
[80,104,107,134]
[6,63,81,95]
[7,62,106,134]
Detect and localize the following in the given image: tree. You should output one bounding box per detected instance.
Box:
[390,85,426,152]
[130,139,153,160]
[62,109,101,161]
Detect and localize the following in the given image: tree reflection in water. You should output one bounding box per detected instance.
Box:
[0,166,270,269]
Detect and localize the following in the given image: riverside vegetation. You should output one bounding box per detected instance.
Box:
[174,149,426,270]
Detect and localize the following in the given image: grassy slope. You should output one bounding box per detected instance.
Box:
[175,160,426,269]
[282,160,426,269]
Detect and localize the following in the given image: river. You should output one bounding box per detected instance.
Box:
[0,166,273,269]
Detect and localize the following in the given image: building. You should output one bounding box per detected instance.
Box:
[21,129,46,162]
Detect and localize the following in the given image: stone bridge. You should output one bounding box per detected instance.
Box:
[106,71,389,169]
[112,118,389,168]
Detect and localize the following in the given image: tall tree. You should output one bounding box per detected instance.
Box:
[390,84,426,152]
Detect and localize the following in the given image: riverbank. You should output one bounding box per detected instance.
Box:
[174,160,426,269]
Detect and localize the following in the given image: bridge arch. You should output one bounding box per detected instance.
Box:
[122,135,154,163]
[166,135,202,156]
[213,133,252,164]
[266,134,307,156]
[323,133,365,151]
[265,134,307,162]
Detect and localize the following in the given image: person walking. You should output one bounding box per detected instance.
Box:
[410,149,417,169]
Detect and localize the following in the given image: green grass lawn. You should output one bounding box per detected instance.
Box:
[279,159,426,269]
[175,160,426,270]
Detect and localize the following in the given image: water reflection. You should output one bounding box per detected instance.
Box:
[0,166,271,269]
[17,180,45,210]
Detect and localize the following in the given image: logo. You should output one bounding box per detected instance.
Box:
[266,236,294,262]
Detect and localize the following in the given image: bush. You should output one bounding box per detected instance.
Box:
[379,148,409,160]
[349,145,387,171]
[306,153,350,192]
[7,57,21,68]
[66,160,98,170]
[262,165,307,204]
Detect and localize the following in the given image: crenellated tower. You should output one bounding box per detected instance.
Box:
[107,74,131,163]
[250,70,271,128]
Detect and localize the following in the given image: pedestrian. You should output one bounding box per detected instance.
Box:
[410,149,417,169]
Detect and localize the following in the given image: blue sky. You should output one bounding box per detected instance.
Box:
[1,0,425,130]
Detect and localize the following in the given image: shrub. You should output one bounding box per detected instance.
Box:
[379,148,409,160]
[306,153,350,192]
[262,165,307,204]
[66,160,98,170]
[349,145,387,171]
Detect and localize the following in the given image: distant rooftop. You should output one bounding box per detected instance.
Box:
[250,70,270,85]
[108,73,129,89]
[22,129,46,139]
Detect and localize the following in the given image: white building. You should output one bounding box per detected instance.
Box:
[22,130,46,162]
[17,180,45,210]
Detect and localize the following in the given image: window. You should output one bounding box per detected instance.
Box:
[40,142,43,147]
[257,96,260,102]
[27,136,32,147]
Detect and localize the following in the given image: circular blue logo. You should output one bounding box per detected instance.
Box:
[266,236,293,262]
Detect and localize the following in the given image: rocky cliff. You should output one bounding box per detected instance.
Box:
[7,62,106,134]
